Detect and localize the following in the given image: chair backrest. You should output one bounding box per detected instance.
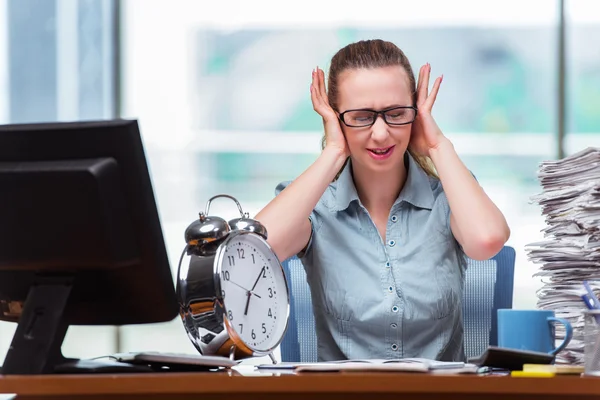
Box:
[280,246,516,362]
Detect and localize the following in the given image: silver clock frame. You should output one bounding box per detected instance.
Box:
[177,229,290,362]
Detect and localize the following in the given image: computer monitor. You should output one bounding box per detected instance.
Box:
[0,119,179,374]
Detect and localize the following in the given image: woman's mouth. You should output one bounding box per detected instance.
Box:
[367,145,395,160]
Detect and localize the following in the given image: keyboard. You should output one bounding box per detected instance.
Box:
[111,351,238,370]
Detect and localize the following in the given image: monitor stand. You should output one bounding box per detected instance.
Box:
[1,275,150,375]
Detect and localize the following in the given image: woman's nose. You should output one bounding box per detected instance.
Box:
[370,115,390,141]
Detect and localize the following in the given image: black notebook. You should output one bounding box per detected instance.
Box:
[468,346,555,371]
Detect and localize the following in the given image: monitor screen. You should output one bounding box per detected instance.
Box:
[0,119,179,374]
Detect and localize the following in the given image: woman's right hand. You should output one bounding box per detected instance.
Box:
[310,67,350,158]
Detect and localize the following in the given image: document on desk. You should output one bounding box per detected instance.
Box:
[257,358,478,374]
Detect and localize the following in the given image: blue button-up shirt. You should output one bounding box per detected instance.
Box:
[276,153,467,362]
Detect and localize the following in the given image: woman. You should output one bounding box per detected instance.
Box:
[256,39,510,362]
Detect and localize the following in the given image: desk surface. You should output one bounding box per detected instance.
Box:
[1,368,600,400]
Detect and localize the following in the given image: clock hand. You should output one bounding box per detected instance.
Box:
[244,266,266,316]
[228,279,262,298]
[242,292,264,316]
[251,266,266,292]
[228,280,251,293]
[244,291,251,316]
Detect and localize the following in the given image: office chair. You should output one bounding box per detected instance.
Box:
[280,245,516,362]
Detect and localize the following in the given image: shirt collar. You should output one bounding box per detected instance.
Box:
[333,152,435,212]
[397,152,435,210]
[333,160,360,212]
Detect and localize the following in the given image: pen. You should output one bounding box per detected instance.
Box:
[582,281,600,324]
[583,281,600,309]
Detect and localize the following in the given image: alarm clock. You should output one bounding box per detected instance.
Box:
[176,194,289,363]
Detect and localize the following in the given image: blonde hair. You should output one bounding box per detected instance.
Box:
[322,39,438,180]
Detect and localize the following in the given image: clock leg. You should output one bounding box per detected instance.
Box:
[269,352,277,364]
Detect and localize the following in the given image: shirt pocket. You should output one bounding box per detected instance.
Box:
[432,277,458,319]
[323,289,381,326]
[432,259,461,320]
[321,289,353,321]
[409,226,460,320]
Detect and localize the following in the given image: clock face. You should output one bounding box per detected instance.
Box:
[216,231,289,354]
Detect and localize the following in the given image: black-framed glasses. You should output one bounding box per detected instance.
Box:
[338,106,418,128]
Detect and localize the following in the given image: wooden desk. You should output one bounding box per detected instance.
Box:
[1,368,600,400]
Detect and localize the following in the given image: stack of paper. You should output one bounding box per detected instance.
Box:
[257,358,478,374]
[526,147,600,365]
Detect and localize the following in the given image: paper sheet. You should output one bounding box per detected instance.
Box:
[256,358,476,373]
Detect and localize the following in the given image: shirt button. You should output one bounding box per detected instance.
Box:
[391,215,398,222]
[391,343,398,351]
[385,262,390,268]
[388,286,393,293]
[390,323,398,329]
[388,240,396,247]
[392,305,399,313]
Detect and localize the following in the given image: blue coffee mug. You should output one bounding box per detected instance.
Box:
[497,309,573,355]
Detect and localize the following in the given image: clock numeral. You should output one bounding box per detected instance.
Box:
[262,268,267,279]
[238,324,243,333]
[237,248,245,259]
[262,323,266,334]
[268,308,272,318]
[251,254,255,264]
[268,288,273,298]
[228,310,233,321]
[251,329,256,340]
[221,270,230,281]
[227,256,235,267]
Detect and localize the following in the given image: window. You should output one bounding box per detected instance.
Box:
[3,0,586,363]
[566,0,600,151]
[121,0,559,360]
[0,0,117,360]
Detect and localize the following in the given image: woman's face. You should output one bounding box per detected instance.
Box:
[336,66,413,174]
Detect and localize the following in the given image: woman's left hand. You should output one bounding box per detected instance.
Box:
[410,63,445,157]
